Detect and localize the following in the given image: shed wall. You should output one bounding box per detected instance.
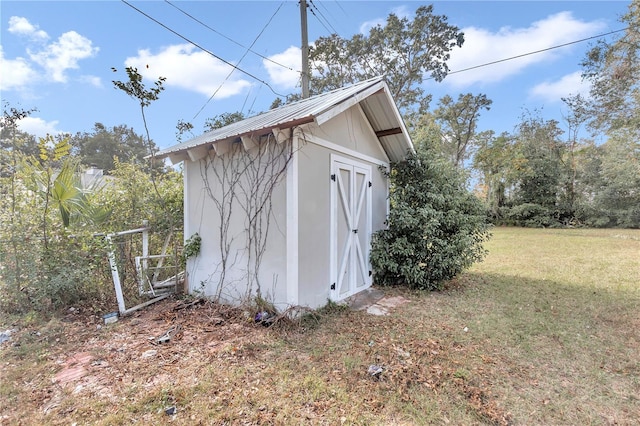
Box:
[181,105,393,310]
[183,142,289,307]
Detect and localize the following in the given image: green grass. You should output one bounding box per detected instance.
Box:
[1,227,638,425]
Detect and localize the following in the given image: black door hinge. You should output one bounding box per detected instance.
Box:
[330,283,336,290]
[330,174,336,181]
[369,270,372,277]
[368,181,372,187]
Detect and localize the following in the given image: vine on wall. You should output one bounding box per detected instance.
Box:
[198,132,295,304]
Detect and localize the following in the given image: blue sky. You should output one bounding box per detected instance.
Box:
[1,1,630,150]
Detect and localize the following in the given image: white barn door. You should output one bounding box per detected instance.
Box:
[330,156,372,300]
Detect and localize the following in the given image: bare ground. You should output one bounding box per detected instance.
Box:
[1,292,519,425]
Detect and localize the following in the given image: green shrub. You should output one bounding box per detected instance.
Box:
[370,148,490,290]
[504,203,556,228]
[0,157,183,314]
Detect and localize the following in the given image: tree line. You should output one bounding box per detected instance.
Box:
[469,0,639,228]
[298,2,639,229]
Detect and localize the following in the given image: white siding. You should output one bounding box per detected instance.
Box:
[181,103,393,310]
[184,142,289,308]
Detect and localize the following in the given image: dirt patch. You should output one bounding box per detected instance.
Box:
[53,352,94,384]
[60,298,263,387]
[1,297,271,423]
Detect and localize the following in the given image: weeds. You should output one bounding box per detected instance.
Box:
[0,228,638,425]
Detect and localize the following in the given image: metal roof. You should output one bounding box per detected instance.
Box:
[155,76,414,163]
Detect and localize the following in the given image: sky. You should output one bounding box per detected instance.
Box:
[0,1,631,151]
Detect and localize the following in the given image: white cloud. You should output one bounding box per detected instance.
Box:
[391,6,411,20]
[0,46,38,90]
[359,18,385,34]
[80,75,102,88]
[444,12,606,88]
[17,116,66,139]
[263,46,301,90]
[529,71,591,103]
[124,44,252,98]
[8,16,49,41]
[3,17,98,88]
[29,31,99,83]
[359,6,410,34]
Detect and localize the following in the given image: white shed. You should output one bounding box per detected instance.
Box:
[155,77,413,310]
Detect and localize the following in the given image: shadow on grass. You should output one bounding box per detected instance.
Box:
[403,271,640,424]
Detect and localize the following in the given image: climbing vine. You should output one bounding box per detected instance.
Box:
[183,233,201,259]
[197,132,295,303]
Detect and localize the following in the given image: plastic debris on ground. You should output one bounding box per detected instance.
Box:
[102,312,118,325]
[368,364,384,379]
[0,329,16,345]
[254,311,275,326]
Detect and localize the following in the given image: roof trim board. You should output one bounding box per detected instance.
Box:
[154,76,413,163]
[314,84,385,126]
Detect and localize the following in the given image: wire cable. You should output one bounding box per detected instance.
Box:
[192,2,286,120]
[315,0,342,30]
[309,0,338,34]
[441,27,629,78]
[331,0,347,17]
[120,0,286,98]
[164,0,297,73]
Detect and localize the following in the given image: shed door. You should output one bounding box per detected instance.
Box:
[330,156,372,300]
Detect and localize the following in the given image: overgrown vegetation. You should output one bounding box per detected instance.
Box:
[473,113,640,228]
[307,4,464,113]
[370,143,490,290]
[1,227,638,425]
[472,2,640,228]
[0,144,183,315]
[299,2,640,229]
[0,70,183,315]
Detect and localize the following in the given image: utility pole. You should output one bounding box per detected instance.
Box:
[300,0,310,99]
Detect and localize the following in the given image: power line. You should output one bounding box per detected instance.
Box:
[164,0,297,73]
[314,0,342,30]
[120,0,286,98]
[332,0,347,17]
[309,0,338,35]
[442,27,629,78]
[192,2,286,120]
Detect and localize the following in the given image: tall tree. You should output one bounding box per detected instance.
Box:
[593,128,640,227]
[309,5,464,112]
[204,111,245,132]
[70,123,152,172]
[513,115,565,211]
[0,104,36,290]
[0,129,38,169]
[473,131,517,220]
[112,66,166,167]
[0,104,38,174]
[113,66,179,233]
[581,0,639,133]
[434,93,492,167]
[558,95,591,222]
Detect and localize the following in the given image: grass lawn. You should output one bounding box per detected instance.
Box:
[1,227,638,425]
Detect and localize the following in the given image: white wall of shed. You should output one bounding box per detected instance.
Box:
[183,143,289,308]
[305,106,390,162]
